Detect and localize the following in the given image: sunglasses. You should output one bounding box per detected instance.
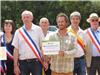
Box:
[91,19,98,22]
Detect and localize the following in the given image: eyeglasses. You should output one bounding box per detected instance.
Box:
[4,20,13,22]
[4,20,14,25]
[91,19,98,22]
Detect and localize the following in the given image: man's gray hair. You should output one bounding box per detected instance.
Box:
[21,10,33,17]
[39,17,49,23]
[70,11,81,20]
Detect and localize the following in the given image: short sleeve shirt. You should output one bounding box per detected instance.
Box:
[12,24,44,60]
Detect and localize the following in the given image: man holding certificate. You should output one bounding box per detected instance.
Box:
[43,13,77,75]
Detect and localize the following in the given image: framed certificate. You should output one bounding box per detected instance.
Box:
[0,47,7,60]
[42,41,60,55]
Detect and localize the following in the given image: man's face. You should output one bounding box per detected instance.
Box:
[56,16,67,30]
[89,18,99,29]
[22,14,33,24]
[39,19,49,31]
[70,16,80,27]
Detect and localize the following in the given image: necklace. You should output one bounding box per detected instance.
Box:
[5,34,12,43]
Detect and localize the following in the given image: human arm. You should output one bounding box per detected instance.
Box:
[13,48,20,75]
[64,35,77,57]
[12,29,20,75]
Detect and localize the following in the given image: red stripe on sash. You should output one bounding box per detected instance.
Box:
[7,53,13,61]
[19,29,45,68]
[87,30,100,53]
[68,27,85,51]
[0,67,4,74]
[77,39,84,50]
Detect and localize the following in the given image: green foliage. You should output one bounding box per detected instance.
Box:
[1,1,100,29]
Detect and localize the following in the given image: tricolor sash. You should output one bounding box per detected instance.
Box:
[2,34,13,61]
[0,61,7,74]
[0,35,7,74]
[19,27,45,68]
[87,28,100,53]
[0,61,4,74]
[67,27,85,51]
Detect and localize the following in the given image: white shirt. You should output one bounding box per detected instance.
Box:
[12,24,44,60]
[68,26,85,57]
[0,31,3,37]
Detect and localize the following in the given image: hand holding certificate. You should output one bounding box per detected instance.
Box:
[0,47,7,60]
[42,41,60,55]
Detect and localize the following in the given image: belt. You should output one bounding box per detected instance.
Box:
[92,56,100,57]
[75,55,84,60]
[20,58,39,63]
[92,56,100,59]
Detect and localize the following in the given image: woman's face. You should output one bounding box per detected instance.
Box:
[4,23,12,33]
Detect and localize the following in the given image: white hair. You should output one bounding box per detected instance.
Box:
[70,11,81,19]
[39,17,49,23]
[21,10,33,17]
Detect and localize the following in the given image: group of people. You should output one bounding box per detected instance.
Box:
[0,10,100,75]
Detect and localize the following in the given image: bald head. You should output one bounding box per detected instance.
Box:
[39,17,49,29]
[39,17,49,25]
[39,17,50,36]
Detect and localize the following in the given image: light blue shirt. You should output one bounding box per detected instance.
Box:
[91,28,100,56]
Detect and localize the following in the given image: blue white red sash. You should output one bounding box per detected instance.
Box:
[19,27,45,68]
[0,61,4,74]
[0,35,7,74]
[87,28,100,53]
[0,61,7,74]
[2,35,13,61]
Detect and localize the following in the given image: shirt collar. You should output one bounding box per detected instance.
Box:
[69,25,83,33]
[56,29,68,37]
[97,28,100,33]
[23,23,35,31]
[91,27,100,33]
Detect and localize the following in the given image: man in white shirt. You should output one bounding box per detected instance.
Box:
[84,13,100,75]
[39,17,50,37]
[39,17,51,75]
[68,11,86,75]
[12,10,44,75]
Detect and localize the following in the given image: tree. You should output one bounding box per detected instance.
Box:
[1,1,100,29]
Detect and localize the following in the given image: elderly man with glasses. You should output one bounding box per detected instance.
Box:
[84,13,100,75]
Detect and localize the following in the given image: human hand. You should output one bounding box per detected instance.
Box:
[59,50,64,56]
[14,65,20,75]
[44,61,48,71]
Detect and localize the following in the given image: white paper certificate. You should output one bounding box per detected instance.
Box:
[0,47,7,60]
[42,41,60,55]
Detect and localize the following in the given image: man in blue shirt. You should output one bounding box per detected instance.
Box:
[84,13,100,75]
